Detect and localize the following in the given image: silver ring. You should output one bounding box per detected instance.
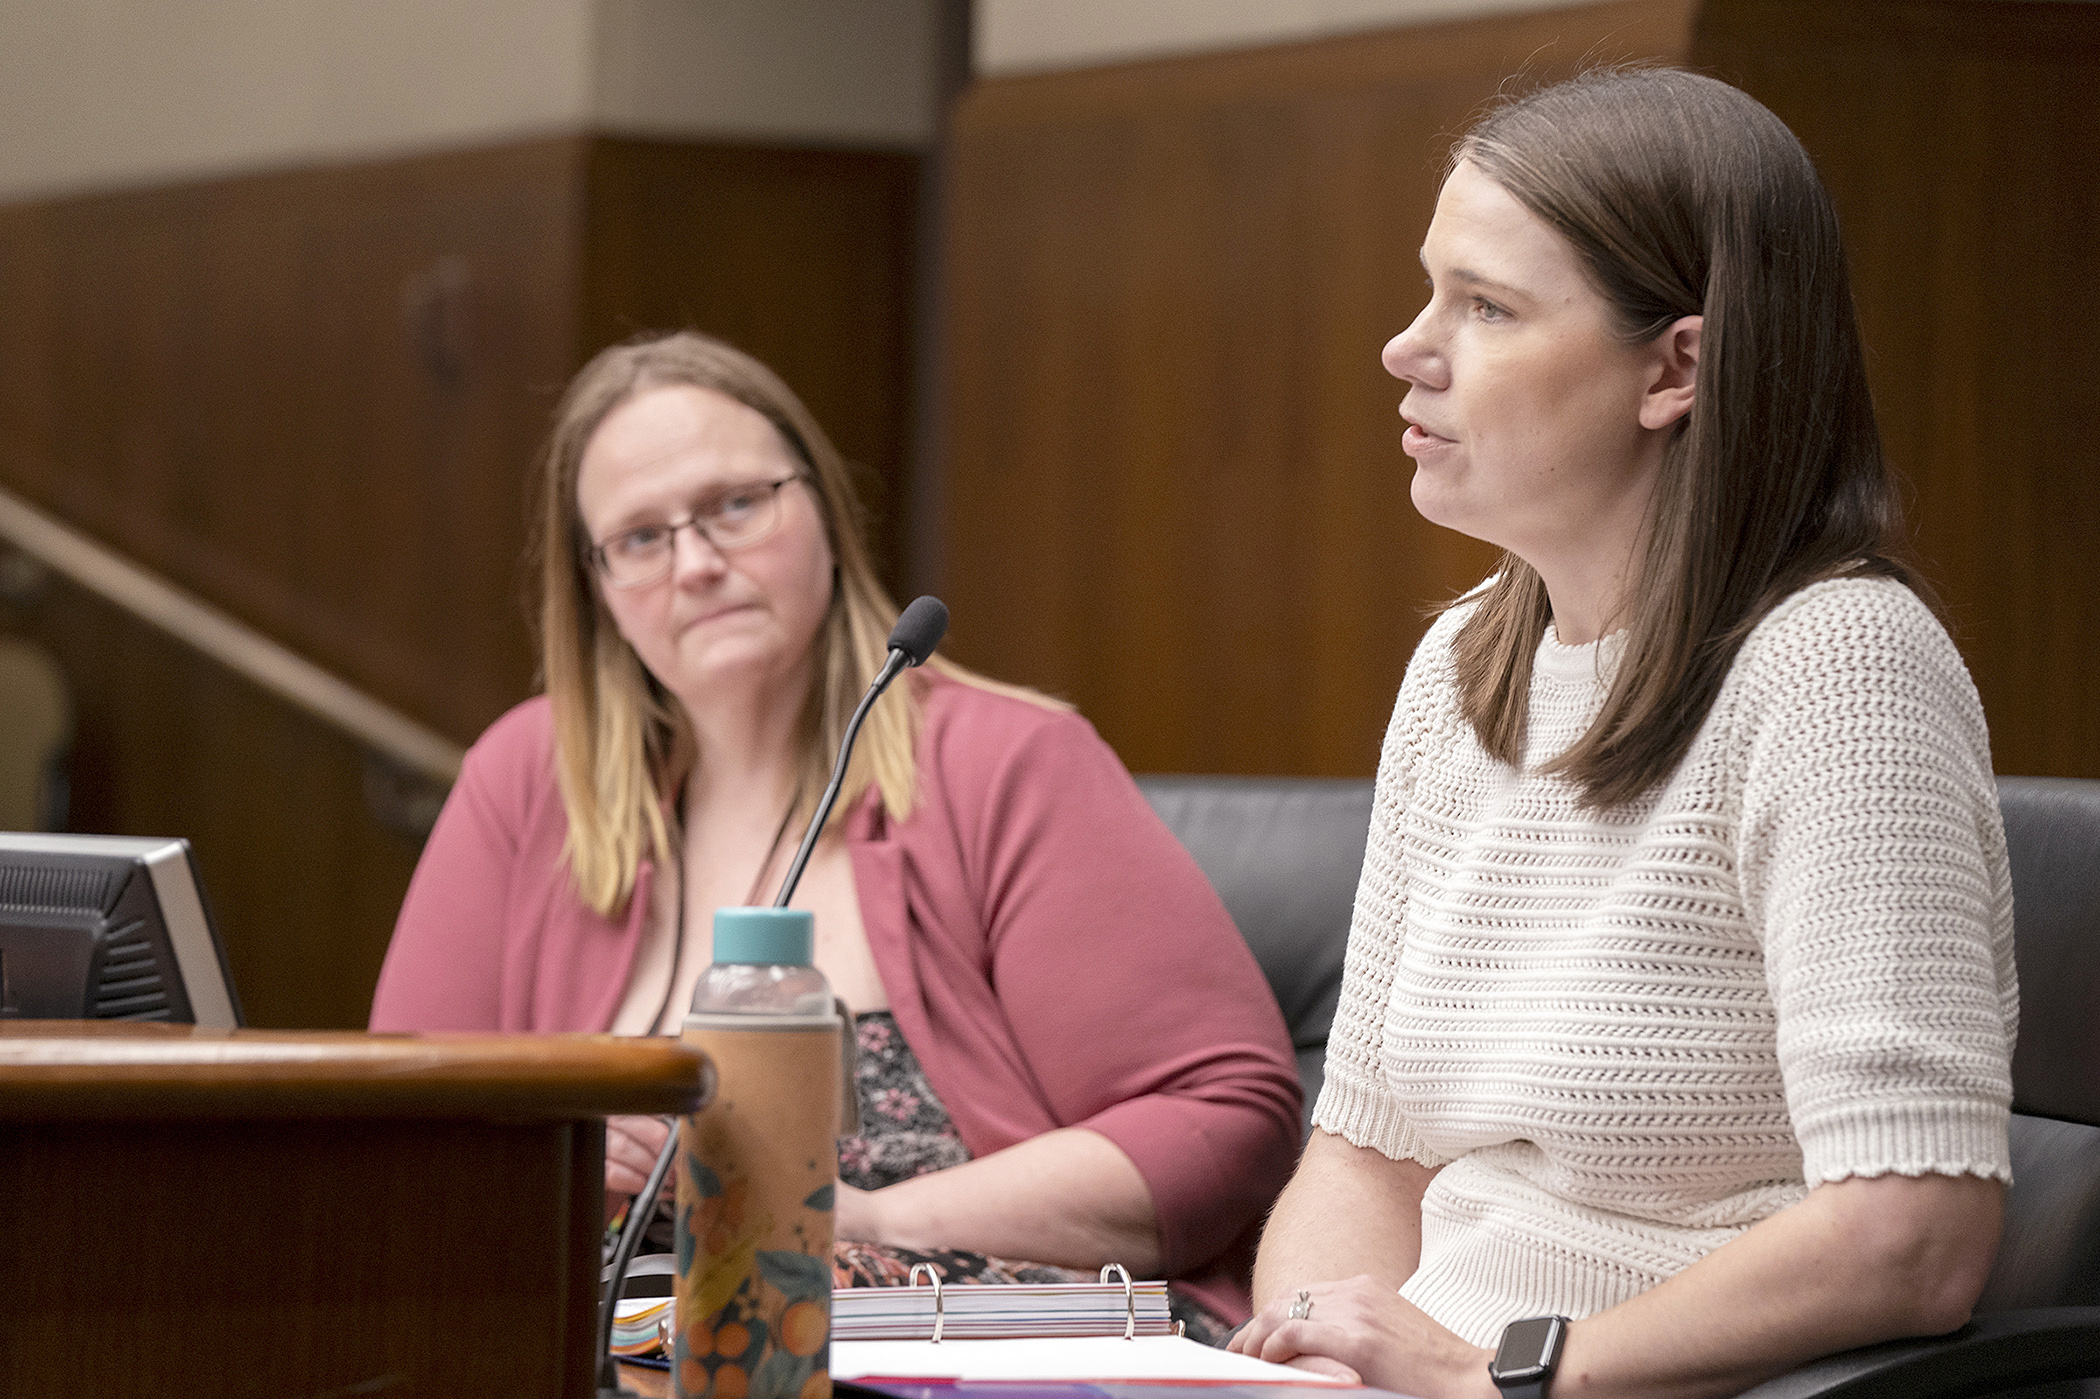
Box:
[1288,1289,1313,1321]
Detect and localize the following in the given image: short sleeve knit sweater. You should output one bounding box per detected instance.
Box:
[1312,577,2018,1348]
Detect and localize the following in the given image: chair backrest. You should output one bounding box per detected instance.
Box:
[1979,776,2100,1312]
[1999,777,2100,1128]
[1136,774,1374,1134]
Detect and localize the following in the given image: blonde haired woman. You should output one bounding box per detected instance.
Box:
[369,332,1300,1334]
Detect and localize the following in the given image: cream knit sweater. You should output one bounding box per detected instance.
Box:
[1312,577,2018,1348]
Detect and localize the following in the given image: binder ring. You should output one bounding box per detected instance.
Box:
[1100,1263,1136,1340]
[910,1263,948,1343]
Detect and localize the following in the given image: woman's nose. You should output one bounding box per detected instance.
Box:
[1381,306,1442,387]
[668,521,729,583]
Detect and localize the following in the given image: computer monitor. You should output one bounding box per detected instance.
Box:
[0,833,241,1027]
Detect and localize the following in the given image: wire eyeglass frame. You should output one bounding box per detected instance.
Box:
[586,476,802,589]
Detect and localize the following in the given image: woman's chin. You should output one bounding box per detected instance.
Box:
[1407,473,1473,536]
[664,635,825,714]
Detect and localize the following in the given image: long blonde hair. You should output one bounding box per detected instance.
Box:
[530,331,1050,916]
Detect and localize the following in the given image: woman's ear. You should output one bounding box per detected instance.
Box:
[1639,314,1702,430]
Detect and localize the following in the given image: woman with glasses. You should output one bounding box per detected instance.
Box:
[368,331,1300,1338]
[1227,69,2014,1396]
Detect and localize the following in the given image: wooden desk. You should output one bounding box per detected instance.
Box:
[0,1022,712,1397]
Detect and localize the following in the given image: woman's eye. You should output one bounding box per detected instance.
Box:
[1473,297,1509,322]
[612,526,668,557]
[715,490,763,520]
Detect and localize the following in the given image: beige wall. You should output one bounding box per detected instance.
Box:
[0,0,937,204]
[0,0,592,201]
[0,0,1600,202]
[974,0,1589,75]
[593,0,935,146]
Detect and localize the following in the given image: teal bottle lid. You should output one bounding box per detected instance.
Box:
[711,906,815,965]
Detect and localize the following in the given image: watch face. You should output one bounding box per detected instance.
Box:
[1492,1316,1563,1380]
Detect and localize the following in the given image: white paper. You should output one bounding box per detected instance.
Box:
[831,1335,1350,1384]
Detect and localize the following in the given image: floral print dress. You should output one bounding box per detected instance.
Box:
[831,1011,1233,1346]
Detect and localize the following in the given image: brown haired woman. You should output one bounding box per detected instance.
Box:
[1228,68,2016,1395]
[367,332,1301,1337]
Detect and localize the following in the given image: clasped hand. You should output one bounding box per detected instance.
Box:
[606,1113,676,1223]
[1228,1276,1496,1398]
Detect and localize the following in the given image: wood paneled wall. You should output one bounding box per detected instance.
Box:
[0,140,583,743]
[936,0,2100,781]
[581,140,920,593]
[937,1,1697,776]
[1689,0,2100,778]
[0,581,425,1030]
[0,136,919,1027]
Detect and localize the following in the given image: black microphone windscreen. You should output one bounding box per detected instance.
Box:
[888,596,949,667]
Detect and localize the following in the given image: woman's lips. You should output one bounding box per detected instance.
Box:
[1402,423,1455,455]
[678,601,757,633]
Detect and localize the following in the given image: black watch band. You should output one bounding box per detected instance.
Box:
[1488,1315,1568,1399]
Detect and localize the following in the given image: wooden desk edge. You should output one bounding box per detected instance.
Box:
[0,1024,714,1119]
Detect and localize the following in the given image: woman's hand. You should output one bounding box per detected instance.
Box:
[1229,1276,1495,1398]
[605,1114,675,1223]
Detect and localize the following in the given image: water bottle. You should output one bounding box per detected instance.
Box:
[674,906,843,1399]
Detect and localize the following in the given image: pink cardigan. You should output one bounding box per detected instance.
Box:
[369,676,1302,1319]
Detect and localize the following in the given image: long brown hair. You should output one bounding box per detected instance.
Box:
[1444,68,1930,807]
[530,331,1051,916]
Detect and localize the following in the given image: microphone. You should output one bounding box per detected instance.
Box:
[774,596,948,906]
[885,594,951,668]
[597,597,949,1396]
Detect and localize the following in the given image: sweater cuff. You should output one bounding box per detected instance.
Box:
[1795,1096,2013,1185]
[1081,1092,1297,1279]
[1311,1071,1451,1167]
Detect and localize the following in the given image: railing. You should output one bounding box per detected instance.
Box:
[0,485,463,834]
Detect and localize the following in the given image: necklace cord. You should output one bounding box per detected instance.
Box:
[651,782,802,1035]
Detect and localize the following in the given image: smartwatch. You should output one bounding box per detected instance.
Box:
[1488,1315,1568,1399]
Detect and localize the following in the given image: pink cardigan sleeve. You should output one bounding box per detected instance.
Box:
[930,698,1304,1281]
[367,703,541,1032]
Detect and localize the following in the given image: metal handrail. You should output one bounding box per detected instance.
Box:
[0,484,464,787]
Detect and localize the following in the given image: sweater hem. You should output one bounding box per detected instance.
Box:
[1312,1072,1450,1166]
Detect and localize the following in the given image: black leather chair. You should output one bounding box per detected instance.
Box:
[1140,772,2100,1397]
[1136,774,1372,1135]
[1746,776,2100,1398]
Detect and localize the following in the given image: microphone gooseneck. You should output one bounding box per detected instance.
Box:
[597,1117,682,1396]
[773,596,949,908]
[598,597,950,1393]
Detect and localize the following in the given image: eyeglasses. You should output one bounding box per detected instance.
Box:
[587,477,802,589]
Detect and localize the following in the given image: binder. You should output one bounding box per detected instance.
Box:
[613,1264,1177,1355]
[610,1295,675,1357]
[615,1266,1349,1385]
[829,1265,1347,1387]
[833,1263,1178,1342]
